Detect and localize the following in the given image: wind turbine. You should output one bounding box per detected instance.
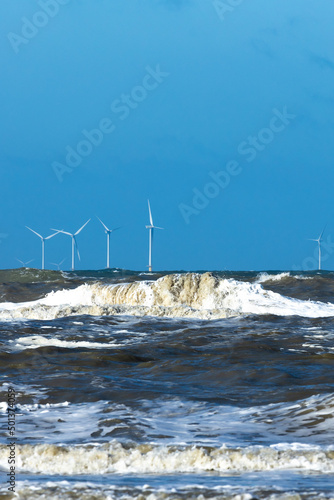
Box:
[96,217,120,269]
[52,220,90,271]
[16,258,34,268]
[309,226,326,271]
[25,227,60,270]
[145,200,163,272]
[50,258,66,270]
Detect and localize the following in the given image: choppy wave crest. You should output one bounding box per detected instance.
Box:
[0,441,333,475]
[256,272,313,283]
[1,273,334,320]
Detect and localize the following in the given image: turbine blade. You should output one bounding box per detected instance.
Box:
[319,225,326,241]
[111,226,121,232]
[26,226,42,239]
[74,237,81,261]
[96,216,109,232]
[75,218,91,236]
[148,200,153,226]
[51,228,72,236]
[16,259,24,265]
[45,230,61,240]
[153,226,164,230]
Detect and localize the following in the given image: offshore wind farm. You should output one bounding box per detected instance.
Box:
[13,206,329,272]
[22,200,164,271]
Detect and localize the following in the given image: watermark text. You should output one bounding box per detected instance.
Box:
[8,0,71,54]
[52,64,169,182]
[7,387,16,493]
[179,106,296,224]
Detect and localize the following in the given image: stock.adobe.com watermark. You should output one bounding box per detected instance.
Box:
[179,106,296,224]
[6,387,17,493]
[7,0,71,54]
[212,0,245,21]
[52,64,169,183]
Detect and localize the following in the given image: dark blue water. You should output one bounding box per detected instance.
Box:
[1,269,334,498]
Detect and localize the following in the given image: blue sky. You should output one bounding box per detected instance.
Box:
[1,0,334,271]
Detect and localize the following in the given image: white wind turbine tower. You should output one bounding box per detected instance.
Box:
[52,220,91,271]
[145,200,163,272]
[25,227,60,270]
[309,226,326,271]
[96,217,121,269]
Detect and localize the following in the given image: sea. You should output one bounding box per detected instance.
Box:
[1,268,334,499]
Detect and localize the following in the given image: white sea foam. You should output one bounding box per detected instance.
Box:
[3,480,298,500]
[243,393,334,444]
[0,273,334,321]
[0,401,70,413]
[256,272,291,283]
[2,394,334,448]
[0,401,109,444]
[138,393,334,447]
[0,440,333,475]
[256,272,312,283]
[0,382,47,400]
[13,335,122,350]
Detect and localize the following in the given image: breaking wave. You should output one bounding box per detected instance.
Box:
[0,441,333,475]
[256,272,311,283]
[1,273,334,321]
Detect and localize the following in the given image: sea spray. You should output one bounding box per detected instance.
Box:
[1,273,334,320]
